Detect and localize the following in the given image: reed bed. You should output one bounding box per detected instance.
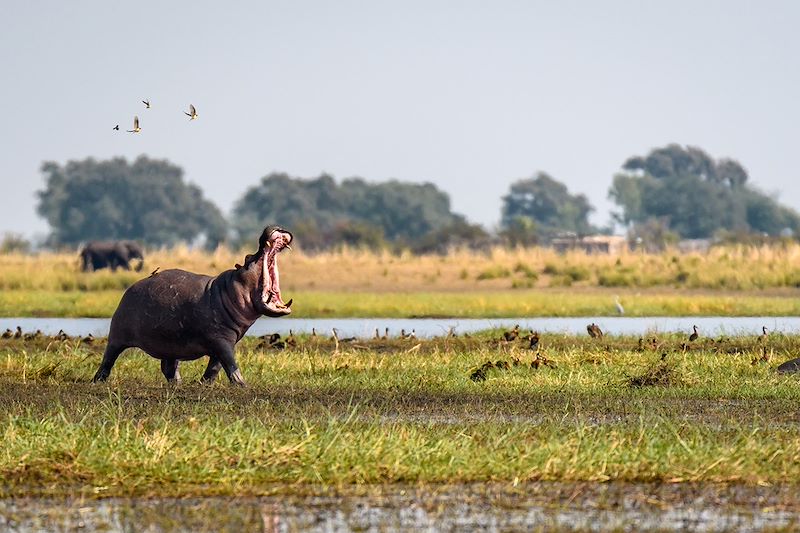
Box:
[2,244,800,317]
[3,243,800,293]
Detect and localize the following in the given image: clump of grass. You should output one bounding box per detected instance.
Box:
[627,358,680,388]
[513,262,538,280]
[476,266,511,280]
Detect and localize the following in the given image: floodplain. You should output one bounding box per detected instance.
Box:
[2,330,800,497]
[1,244,800,317]
[3,244,800,530]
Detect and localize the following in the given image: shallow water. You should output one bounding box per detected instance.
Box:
[2,483,799,532]
[0,316,797,339]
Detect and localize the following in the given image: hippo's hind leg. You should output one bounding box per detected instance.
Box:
[210,344,246,386]
[92,343,127,382]
[201,357,223,384]
[160,359,182,383]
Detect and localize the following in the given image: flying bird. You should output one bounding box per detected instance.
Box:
[127,116,141,133]
[113,124,119,131]
[142,99,151,109]
[185,104,198,120]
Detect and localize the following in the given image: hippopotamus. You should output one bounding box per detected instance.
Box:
[92,226,293,386]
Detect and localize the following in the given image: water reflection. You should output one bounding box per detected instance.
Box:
[1,316,798,339]
[1,485,799,532]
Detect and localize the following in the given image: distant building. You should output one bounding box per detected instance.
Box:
[551,235,627,254]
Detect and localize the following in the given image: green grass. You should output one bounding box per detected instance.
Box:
[1,331,800,497]
[2,288,800,318]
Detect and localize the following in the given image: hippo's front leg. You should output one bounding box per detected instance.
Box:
[211,345,246,386]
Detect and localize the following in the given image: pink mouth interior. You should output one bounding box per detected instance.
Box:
[261,231,292,311]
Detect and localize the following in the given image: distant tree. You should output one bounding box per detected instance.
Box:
[328,221,387,251]
[628,218,680,253]
[0,233,32,254]
[232,173,476,251]
[36,156,227,248]
[610,144,800,238]
[500,173,594,241]
[500,215,538,247]
[411,218,491,254]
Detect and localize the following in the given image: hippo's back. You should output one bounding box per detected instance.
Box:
[108,269,216,354]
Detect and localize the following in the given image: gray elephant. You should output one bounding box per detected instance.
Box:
[80,241,145,272]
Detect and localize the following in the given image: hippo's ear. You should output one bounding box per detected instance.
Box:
[242,252,259,268]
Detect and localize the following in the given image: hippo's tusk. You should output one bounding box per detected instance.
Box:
[285,298,293,308]
[285,244,293,251]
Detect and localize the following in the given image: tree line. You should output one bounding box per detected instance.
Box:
[34,144,800,252]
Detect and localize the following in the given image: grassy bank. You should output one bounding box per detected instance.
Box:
[2,288,800,318]
[3,243,800,294]
[2,331,800,497]
[2,244,800,318]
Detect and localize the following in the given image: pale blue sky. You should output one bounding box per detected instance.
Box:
[2,1,799,239]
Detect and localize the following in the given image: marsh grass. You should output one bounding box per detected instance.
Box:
[2,330,800,497]
[1,288,798,318]
[4,243,800,293]
[2,244,800,317]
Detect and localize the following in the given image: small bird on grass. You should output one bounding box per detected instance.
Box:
[614,295,624,315]
[752,347,771,365]
[528,331,540,350]
[332,328,356,342]
[1,328,13,339]
[286,330,297,348]
[503,324,520,342]
[688,325,699,342]
[587,323,603,338]
[470,367,487,382]
[127,116,141,133]
[185,104,198,120]
[23,329,43,341]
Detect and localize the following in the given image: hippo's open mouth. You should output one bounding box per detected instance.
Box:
[260,228,293,315]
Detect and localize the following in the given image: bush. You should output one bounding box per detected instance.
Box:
[476,266,511,280]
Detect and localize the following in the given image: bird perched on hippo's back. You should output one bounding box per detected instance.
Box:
[92,226,294,386]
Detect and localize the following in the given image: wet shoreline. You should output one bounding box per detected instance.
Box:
[1,315,798,340]
[3,482,800,532]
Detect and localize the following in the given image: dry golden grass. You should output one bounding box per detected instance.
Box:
[3,242,800,293]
